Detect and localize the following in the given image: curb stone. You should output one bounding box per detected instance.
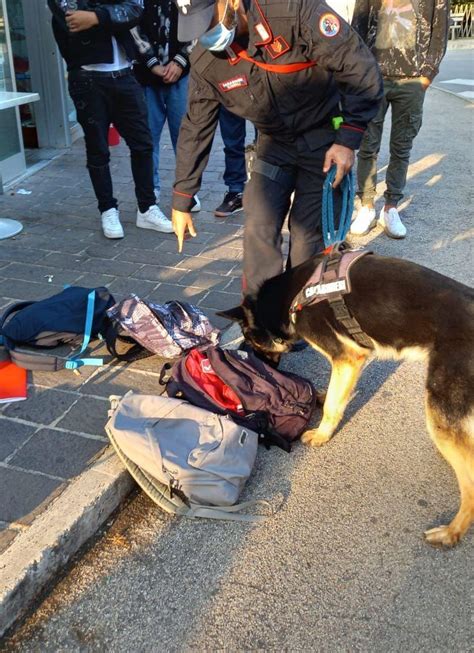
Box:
[0,447,133,638]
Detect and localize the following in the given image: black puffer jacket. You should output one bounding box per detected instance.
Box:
[351,0,449,80]
[48,0,143,71]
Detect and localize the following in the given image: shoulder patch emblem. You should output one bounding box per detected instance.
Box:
[219,75,249,92]
[319,13,340,38]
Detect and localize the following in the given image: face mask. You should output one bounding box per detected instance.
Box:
[198,0,236,51]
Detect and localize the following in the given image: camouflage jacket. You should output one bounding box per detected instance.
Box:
[352,0,449,80]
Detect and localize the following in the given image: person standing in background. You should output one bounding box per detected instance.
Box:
[48,0,174,239]
[350,0,449,239]
[132,0,201,219]
[214,107,247,218]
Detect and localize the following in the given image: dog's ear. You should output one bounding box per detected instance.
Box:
[216,305,246,322]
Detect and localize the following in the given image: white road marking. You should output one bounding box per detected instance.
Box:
[458,90,474,99]
[438,78,474,86]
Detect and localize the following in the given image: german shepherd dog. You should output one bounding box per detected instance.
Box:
[219,250,474,547]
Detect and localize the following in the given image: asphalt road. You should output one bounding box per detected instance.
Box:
[2,88,473,652]
[433,46,474,101]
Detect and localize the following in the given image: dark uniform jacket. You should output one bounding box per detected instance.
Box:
[48,0,143,71]
[352,0,449,81]
[172,0,382,212]
[132,0,193,87]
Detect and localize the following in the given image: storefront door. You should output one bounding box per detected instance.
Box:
[1,0,79,186]
[7,0,77,150]
[0,0,25,185]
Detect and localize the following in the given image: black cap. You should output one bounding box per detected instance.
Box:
[174,0,216,42]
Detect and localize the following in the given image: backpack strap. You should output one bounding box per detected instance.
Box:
[105,400,270,523]
[0,341,86,372]
[186,501,270,522]
[104,320,153,363]
[258,430,291,453]
[65,289,104,369]
[8,348,66,371]
[159,362,173,386]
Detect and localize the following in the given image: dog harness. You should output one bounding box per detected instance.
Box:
[290,243,373,348]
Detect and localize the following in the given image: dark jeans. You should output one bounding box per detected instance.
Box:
[68,69,155,214]
[243,130,341,295]
[357,77,426,207]
[219,106,247,194]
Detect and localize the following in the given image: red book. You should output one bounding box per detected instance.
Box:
[0,361,27,403]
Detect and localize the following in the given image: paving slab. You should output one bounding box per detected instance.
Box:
[0,467,64,525]
[0,421,36,460]
[8,430,105,479]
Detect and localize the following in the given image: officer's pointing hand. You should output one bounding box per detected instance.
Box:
[323,144,355,188]
[172,209,197,253]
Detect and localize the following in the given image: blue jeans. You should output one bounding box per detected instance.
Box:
[144,76,189,196]
[219,106,246,194]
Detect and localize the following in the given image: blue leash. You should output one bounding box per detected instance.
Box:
[322,165,355,249]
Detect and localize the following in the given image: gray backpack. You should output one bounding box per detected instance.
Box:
[105,393,269,521]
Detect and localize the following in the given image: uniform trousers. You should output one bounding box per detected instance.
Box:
[243,130,342,295]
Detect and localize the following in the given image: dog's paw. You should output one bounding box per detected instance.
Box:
[424,525,461,548]
[301,428,332,447]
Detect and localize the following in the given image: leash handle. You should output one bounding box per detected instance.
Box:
[322,166,355,248]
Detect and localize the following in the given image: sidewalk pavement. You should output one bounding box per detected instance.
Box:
[0,125,246,635]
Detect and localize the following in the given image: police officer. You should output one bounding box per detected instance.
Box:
[171,0,382,295]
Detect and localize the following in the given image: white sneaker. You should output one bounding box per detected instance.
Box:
[136,205,173,233]
[350,205,377,236]
[378,207,407,239]
[101,208,124,239]
[191,195,201,212]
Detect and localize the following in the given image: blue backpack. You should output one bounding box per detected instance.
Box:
[0,286,115,371]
